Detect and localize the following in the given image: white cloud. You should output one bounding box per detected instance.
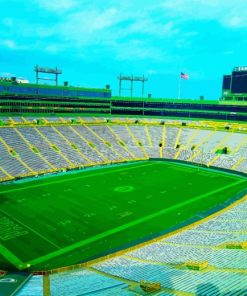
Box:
[162,0,247,28]
[1,0,245,66]
[2,40,16,49]
[54,7,121,45]
[2,18,14,27]
[223,50,234,55]
[0,1,180,62]
[1,40,26,50]
[112,38,179,65]
[36,0,78,12]
[0,39,34,51]
[125,20,178,38]
[0,72,16,77]
[45,4,181,62]
[225,16,246,28]
[147,69,158,75]
[44,44,65,54]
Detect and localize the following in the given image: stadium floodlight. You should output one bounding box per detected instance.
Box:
[34,65,62,86]
[118,74,148,97]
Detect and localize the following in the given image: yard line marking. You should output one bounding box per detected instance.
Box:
[0,243,23,268]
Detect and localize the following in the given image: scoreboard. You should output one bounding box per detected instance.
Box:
[222,67,247,100]
[231,70,247,94]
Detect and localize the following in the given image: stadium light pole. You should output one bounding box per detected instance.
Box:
[118,74,148,98]
[142,98,144,116]
[178,76,181,99]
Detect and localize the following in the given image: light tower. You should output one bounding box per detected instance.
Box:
[34,65,62,85]
[118,74,148,97]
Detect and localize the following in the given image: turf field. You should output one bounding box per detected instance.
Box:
[0,160,246,271]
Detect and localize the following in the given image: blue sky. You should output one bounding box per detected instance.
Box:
[0,0,246,100]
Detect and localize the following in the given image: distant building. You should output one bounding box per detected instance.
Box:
[16,78,29,84]
[0,77,29,84]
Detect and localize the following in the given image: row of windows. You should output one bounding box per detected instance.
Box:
[0,101,110,108]
[223,97,247,101]
[112,101,247,113]
[112,109,246,121]
[0,85,111,98]
[143,110,247,121]
[1,108,110,114]
[0,96,110,104]
[1,106,246,121]
[112,101,144,108]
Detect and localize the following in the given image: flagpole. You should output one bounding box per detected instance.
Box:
[178,74,181,99]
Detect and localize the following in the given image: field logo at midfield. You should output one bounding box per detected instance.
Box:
[114,185,134,193]
[0,278,17,283]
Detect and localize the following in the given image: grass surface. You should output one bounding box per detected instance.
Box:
[0,161,246,271]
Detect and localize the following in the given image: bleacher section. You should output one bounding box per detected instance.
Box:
[16,270,134,296]
[49,269,129,296]
[0,117,246,182]
[93,197,247,294]
[16,275,43,296]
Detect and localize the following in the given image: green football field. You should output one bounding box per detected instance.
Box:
[0,160,246,271]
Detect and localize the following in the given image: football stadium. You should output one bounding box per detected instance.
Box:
[0,66,247,296]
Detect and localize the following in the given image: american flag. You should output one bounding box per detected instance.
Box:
[180,72,189,80]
